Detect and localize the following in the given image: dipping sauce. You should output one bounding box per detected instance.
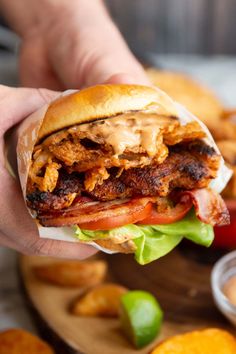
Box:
[223,275,236,306]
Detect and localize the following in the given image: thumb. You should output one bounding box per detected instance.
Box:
[0,85,59,133]
[80,45,151,87]
[77,33,151,87]
[48,10,150,88]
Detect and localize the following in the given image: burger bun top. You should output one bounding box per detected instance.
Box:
[38,84,178,142]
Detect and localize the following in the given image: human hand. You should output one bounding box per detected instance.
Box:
[0,85,97,258]
[0,0,149,89]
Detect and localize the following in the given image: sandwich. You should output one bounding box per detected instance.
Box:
[17,84,231,264]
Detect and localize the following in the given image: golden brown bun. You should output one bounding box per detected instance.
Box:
[38,84,178,141]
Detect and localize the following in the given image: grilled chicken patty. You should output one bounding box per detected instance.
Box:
[27,140,220,211]
[88,141,219,201]
[26,113,221,215]
[28,117,205,195]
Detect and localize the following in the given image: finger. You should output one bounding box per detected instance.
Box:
[0,85,59,133]
[23,237,98,259]
[75,36,149,87]
[80,49,150,87]
[1,231,98,259]
[48,10,149,88]
[19,38,65,90]
[0,170,97,259]
[0,232,18,249]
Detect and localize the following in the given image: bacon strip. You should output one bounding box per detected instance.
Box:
[181,188,230,226]
[39,188,229,228]
[39,197,154,227]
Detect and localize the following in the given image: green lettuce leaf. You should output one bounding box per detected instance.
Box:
[147,209,214,248]
[74,224,144,241]
[74,210,214,265]
[132,227,183,265]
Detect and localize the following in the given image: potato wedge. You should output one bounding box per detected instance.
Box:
[0,329,54,354]
[217,140,236,166]
[221,109,236,121]
[208,120,236,141]
[222,165,236,198]
[150,328,236,354]
[217,140,236,198]
[71,283,127,317]
[33,260,107,287]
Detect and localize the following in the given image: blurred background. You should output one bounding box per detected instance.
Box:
[1,0,236,334]
[107,0,236,55]
[106,0,236,107]
[1,0,236,104]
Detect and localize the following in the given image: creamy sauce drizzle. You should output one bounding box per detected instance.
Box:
[70,112,178,157]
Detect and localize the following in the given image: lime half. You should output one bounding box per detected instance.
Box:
[120,290,163,348]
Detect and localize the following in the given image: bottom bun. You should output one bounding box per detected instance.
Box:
[95,239,136,254]
[38,225,135,254]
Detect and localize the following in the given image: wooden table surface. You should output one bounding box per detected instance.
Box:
[19,243,231,354]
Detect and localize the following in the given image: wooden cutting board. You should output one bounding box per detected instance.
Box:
[19,244,231,354]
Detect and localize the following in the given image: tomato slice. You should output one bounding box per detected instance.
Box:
[40,197,153,228]
[78,202,152,230]
[137,197,192,225]
[40,194,191,229]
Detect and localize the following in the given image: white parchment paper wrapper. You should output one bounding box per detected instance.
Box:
[175,103,232,193]
[17,92,232,254]
[17,91,116,253]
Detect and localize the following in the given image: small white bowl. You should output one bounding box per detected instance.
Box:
[211,250,236,326]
